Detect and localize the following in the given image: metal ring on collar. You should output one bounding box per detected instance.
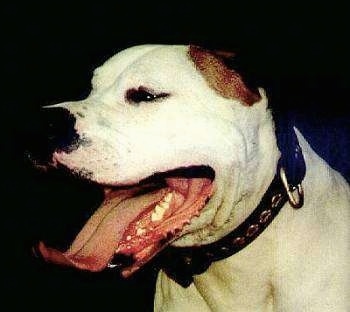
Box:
[280,167,304,209]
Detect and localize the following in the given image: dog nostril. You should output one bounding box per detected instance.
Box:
[25,107,80,163]
[45,107,78,146]
[41,107,77,146]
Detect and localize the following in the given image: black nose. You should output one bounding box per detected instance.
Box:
[26,107,80,163]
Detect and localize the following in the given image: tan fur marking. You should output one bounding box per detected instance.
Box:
[188,45,260,106]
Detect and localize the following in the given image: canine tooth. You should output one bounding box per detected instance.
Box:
[126,235,132,241]
[159,202,170,210]
[151,193,174,222]
[151,210,163,222]
[136,228,146,236]
[157,204,168,214]
[155,205,163,213]
[151,212,158,222]
[151,206,166,221]
[163,192,173,203]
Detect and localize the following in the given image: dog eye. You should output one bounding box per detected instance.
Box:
[126,87,169,104]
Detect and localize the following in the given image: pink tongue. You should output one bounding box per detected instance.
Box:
[38,188,169,271]
[37,177,214,274]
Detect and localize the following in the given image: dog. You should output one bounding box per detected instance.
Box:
[33,45,350,311]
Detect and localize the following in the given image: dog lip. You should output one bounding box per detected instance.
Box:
[107,253,135,269]
[99,165,215,188]
[35,166,215,275]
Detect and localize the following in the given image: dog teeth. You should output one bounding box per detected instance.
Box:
[126,235,132,241]
[151,207,164,221]
[151,204,168,221]
[151,192,173,222]
[136,228,146,236]
[158,202,169,210]
[163,192,173,203]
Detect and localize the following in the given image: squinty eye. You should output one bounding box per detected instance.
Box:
[126,87,169,104]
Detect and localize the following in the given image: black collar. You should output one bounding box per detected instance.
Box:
[156,116,306,288]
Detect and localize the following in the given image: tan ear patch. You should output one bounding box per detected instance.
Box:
[188,45,261,106]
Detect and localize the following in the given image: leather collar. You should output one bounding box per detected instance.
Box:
[156,116,306,287]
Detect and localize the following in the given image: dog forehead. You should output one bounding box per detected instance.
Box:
[91,44,260,106]
[91,45,188,91]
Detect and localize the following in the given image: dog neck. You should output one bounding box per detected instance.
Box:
[157,110,306,287]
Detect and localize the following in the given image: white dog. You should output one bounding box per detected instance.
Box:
[36,45,350,311]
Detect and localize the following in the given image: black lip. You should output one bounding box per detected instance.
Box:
[108,254,135,269]
[141,165,215,184]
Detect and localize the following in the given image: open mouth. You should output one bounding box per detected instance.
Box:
[36,166,215,277]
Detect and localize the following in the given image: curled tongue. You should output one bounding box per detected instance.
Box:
[37,177,214,276]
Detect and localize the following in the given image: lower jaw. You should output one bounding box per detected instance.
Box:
[37,166,216,276]
[111,177,215,276]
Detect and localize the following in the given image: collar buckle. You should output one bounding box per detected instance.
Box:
[280,167,304,208]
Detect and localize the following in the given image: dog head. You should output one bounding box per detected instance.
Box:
[33,45,279,276]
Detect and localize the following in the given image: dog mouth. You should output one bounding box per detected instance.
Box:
[36,166,215,277]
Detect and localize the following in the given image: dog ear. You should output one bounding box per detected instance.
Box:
[188,45,261,106]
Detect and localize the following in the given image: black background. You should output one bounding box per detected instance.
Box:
[3,2,349,310]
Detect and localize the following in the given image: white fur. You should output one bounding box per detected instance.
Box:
[49,45,350,311]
